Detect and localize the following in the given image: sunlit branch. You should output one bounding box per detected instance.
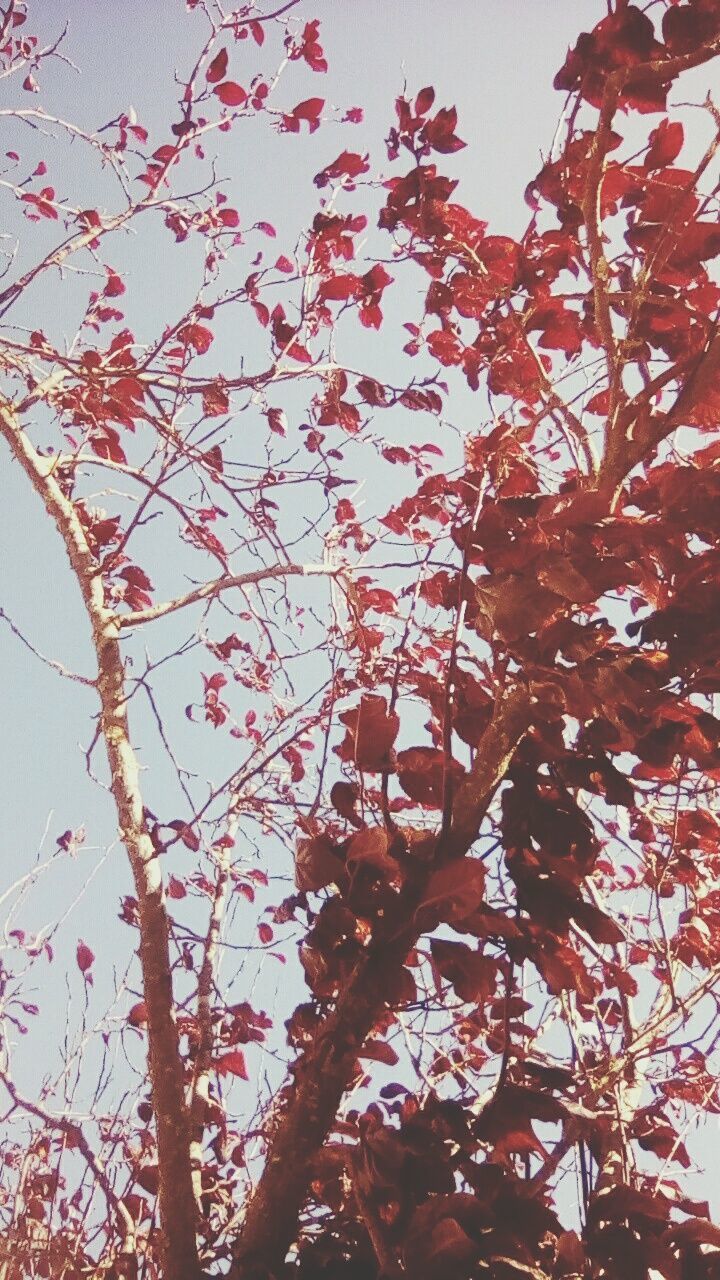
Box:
[117,561,342,628]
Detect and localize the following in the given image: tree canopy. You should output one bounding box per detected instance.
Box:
[1,2,720,1278]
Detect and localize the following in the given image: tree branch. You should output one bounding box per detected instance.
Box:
[0,399,202,1280]
[118,562,339,628]
[230,685,533,1279]
[0,1066,136,1254]
[189,830,234,1205]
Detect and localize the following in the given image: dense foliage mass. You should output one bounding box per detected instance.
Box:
[1,2,720,1278]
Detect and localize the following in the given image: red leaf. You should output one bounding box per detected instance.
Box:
[293,97,324,125]
[258,923,273,944]
[644,119,684,170]
[314,150,369,188]
[330,780,360,823]
[167,875,187,900]
[359,302,383,330]
[336,695,399,773]
[206,48,228,83]
[214,81,247,108]
[119,565,153,593]
[294,834,345,892]
[216,1050,248,1079]
[361,264,392,297]
[356,376,387,406]
[290,20,327,73]
[136,1165,159,1194]
[360,1040,399,1066]
[267,407,287,435]
[167,819,202,852]
[399,388,441,413]
[153,145,178,165]
[177,323,214,353]
[396,747,466,808]
[318,274,361,302]
[76,940,94,975]
[415,86,435,115]
[431,940,496,1003]
[103,271,125,298]
[128,1002,148,1027]
[424,105,465,154]
[415,859,486,930]
[346,826,398,877]
[202,383,229,417]
[21,190,57,220]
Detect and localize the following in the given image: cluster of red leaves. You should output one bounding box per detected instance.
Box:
[285,18,327,74]
[555,1,720,111]
[266,7,720,1278]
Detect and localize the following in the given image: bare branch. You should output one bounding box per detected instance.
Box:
[118,562,341,628]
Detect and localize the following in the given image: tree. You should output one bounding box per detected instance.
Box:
[1,0,720,1277]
